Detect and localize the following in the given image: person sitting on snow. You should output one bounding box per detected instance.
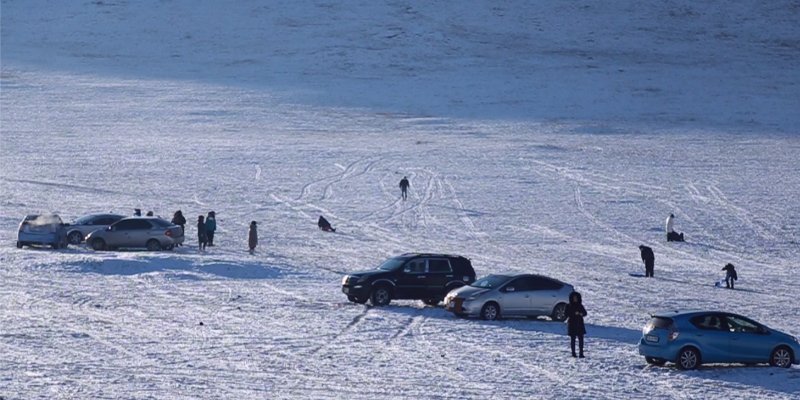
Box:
[666,213,684,242]
[318,216,336,232]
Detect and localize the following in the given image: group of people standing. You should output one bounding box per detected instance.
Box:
[638,214,739,287]
[167,210,217,251]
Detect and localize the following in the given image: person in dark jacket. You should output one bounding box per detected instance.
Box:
[146,211,154,217]
[639,245,655,277]
[399,176,410,201]
[205,211,217,246]
[134,208,142,217]
[197,215,208,251]
[722,263,738,289]
[318,215,336,232]
[171,210,186,246]
[565,291,587,358]
[248,221,258,254]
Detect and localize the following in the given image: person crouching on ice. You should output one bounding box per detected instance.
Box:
[318,216,336,232]
[666,213,684,242]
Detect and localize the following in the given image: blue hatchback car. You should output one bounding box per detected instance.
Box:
[639,310,800,369]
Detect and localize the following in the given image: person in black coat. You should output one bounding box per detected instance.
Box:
[722,263,738,289]
[318,215,336,232]
[399,176,410,201]
[566,291,587,358]
[197,215,208,251]
[172,210,186,246]
[639,245,655,277]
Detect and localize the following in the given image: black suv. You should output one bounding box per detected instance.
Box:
[341,253,476,306]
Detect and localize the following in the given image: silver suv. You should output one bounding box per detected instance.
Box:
[86,217,184,251]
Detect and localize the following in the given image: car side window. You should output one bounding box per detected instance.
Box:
[404,259,426,274]
[428,259,452,273]
[505,277,532,292]
[130,220,153,230]
[690,315,727,331]
[726,315,761,333]
[113,220,136,230]
[531,278,563,290]
[94,217,113,225]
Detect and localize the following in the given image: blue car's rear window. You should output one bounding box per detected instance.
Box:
[649,317,673,329]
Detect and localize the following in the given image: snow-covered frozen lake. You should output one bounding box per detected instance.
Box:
[2,1,799,398]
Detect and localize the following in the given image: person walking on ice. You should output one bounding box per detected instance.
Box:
[666,213,684,242]
[197,215,208,251]
[399,176,410,201]
[248,221,258,254]
[639,245,655,277]
[722,263,738,289]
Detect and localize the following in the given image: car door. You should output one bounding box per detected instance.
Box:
[425,258,454,298]
[498,277,533,315]
[128,219,155,246]
[726,314,774,363]
[108,219,136,246]
[688,314,733,363]
[529,277,564,315]
[395,258,428,299]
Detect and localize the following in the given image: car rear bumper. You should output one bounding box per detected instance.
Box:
[18,232,61,245]
[638,339,676,360]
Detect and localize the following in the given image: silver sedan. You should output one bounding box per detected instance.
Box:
[86,217,184,251]
[444,274,574,321]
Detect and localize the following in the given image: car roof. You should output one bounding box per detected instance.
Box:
[81,213,126,218]
[651,310,743,319]
[398,252,468,259]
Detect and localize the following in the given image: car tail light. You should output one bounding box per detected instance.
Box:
[165,230,173,237]
[668,330,680,341]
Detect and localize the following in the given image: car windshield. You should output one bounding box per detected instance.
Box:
[377,257,407,271]
[471,275,511,289]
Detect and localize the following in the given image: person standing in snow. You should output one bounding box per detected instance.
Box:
[248,221,258,254]
[399,176,410,201]
[134,208,142,217]
[665,213,684,242]
[197,215,208,251]
[205,211,217,246]
[565,292,587,358]
[171,210,186,246]
[722,263,738,289]
[639,245,655,277]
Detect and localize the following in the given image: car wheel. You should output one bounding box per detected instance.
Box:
[551,302,568,322]
[370,286,391,306]
[16,241,23,249]
[67,231,83,245]
[480,302,500,321]
[146,239,162,251]
[645,357,667,366]
[91,238,106,251]
[423,298,441,306]
[677,347,700,370]
[770,346,793,368]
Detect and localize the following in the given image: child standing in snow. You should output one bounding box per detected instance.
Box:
[248,221,258,254]
[205,211,217,246]
[197,215,208,251]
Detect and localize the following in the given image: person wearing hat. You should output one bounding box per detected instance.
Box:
[248,221,258,254]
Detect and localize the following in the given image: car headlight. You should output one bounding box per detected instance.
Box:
[341,276,350,285]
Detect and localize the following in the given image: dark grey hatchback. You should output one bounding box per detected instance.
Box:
[341,253,476,306]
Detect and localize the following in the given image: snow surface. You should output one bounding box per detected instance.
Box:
[2,1,800,399]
